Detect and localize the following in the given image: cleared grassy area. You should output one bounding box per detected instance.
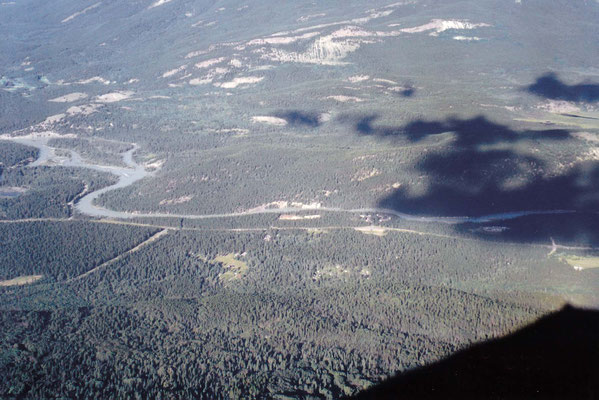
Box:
[215,253,248,282]
[354,226,388,236]
[561,255,599,271]
[0,275,42,287]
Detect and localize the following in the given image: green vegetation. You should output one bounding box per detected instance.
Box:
[213,253,249,283]
[2,224,593,398]
[0,140,38,171]
[1,0,598,398]
[0,221,158,282]
[0,166,116,219]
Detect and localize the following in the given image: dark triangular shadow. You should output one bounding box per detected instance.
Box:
[525,73,599,103]
[352,305,599,400]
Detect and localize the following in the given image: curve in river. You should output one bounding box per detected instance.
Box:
[2,136,579,224]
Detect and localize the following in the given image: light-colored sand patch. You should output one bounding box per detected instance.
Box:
[43,114,66,124]
[95,91,134,103]
[330,26,399,38]
[387,85,413,93]
[401,19,491,36]
[62,2,101,23]
[126,78,139,84]
[325,95,364,102]
[259,34,365,65]
[185,48,212,59]
[66,103,102,116]
[162,65,187,78]
[247,31,320,46]
[149,95,171,99]
[229,59,243,68]
[578,148,599,162]
[76,76,111,85]
[195,57,226,68]
[49,92,88,103]
[384,0,415,5]
[211,67,230,75]
[251,116,288,126]
[279,214,321,220]
[347,75,370,83]
[354,226,388,236]
[0,275,43,287]
[319,112,332,123]
[453,35,481,41]
[189,78,212,85]
[352,168,381,182]
[258,25,401,65]
[247,201,322,213]
[251,65,276,71]
[144,158,165,170]
[374,78,398,84]
[216,76,263,89]
[297,13,326,22]
[0,131,76,140]
[537,100,581,114]
[148,0,173,9]
[190,68,229,85]
[159,195,193,205]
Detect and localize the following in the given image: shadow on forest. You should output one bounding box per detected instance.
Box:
[396,84,415,98]
[274,110,322,127]
[345,111,599,245]
[353,305,599,400]
[400,87,415,97]
[525,72,599,102]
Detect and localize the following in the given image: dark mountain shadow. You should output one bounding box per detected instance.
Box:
[380,161,599,217]
[457,212,599,246]
[353,305,599,400]
[399,87,415,97]
[394,84,415,98]
[356,114,570,144]
[526,72,599,102]
[349,114,599,245]
[274,110,321,127]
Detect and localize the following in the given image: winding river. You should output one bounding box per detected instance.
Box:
[2,136,578,224]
